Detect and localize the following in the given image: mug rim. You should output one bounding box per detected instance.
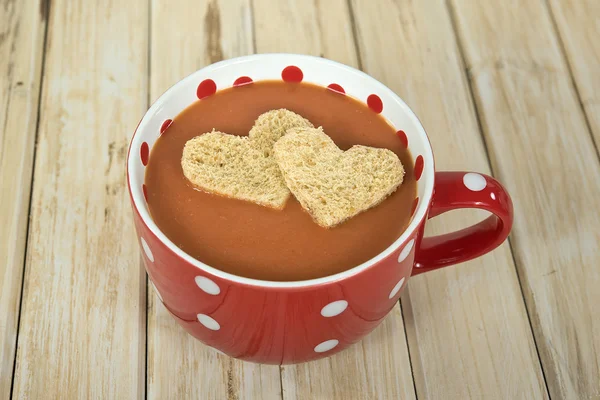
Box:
[127,53,435,288]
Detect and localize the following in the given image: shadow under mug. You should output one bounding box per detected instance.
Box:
[127,54,513,364]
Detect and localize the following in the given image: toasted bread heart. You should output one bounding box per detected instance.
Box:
[181,109,313,209]
[273,127,404,228]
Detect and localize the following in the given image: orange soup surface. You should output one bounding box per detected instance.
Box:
[145,81,417,281]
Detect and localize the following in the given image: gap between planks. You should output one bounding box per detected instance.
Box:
[448,0,600,398]
[543,0,600,160]
[445,0,551,395]
[1,0,50,397]
[11,0,150,397]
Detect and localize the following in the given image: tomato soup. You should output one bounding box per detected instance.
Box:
[145,81,417,281]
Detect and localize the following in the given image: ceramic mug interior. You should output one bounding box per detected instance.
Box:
[127,53,435,289]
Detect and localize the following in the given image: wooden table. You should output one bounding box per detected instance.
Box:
[2,0,599,398]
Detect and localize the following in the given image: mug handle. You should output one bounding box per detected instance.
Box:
[412,171,514,276]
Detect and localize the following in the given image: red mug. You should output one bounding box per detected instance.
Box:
[127,54,513,364]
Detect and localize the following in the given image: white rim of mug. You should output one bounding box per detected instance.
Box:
[127,53,435,289]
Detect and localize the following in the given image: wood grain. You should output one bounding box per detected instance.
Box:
[149,0,254,103]
[253,0,415,398]
[0,0,47,396]
[547,0,600,149]
[10,0,149,398]
[148,298,281,400]
[350,0,548,398]
[146,1,281,399]
[449,0,600,398]
[4,0,598,397]
[281,308,416,400]
[253,0,359,66]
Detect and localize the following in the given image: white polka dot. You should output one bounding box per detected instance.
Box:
[320,300,348,317]
[397,239,415,263]
[463,173,487,191]
[388,277,405,299]
[314,339,339,353]
[195,276,220,295]
[491,192,496,200]
[141,238,154,262]
[197,314,220,331]
[150,281,163,303]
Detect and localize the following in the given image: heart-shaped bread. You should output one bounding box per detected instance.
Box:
[273,127,405,228]
[181,109,313,209]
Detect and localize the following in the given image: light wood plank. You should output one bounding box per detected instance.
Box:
[148,301,282,400]
[281,308,415,400]
[253,1,416,399]
[350,0,548,398]
[449,0,600,398]
[547,0,600,149]
[147,1,281,399]
[149,0,255,102]
[253,0,359,66]
[11,0,148,398]
[0,0,47,396]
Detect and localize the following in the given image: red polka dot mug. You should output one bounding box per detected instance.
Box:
[127,54,513,364]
